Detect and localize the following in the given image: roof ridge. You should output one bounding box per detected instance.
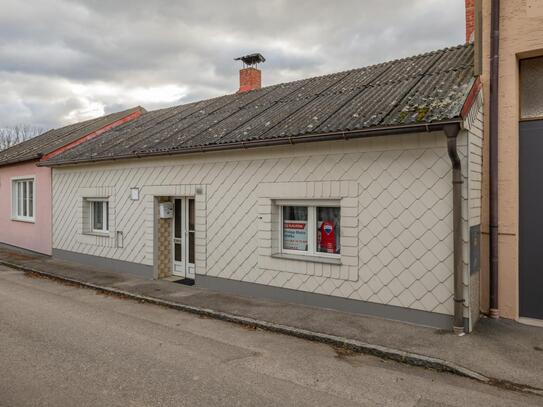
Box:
[54,106,143,147]
[254,43,471,92]
[43,105,143,135]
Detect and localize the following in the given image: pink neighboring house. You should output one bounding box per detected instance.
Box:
[0,107,145,255]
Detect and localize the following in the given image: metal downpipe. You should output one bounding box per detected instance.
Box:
[445,124,465,334]
[489,0,500,319]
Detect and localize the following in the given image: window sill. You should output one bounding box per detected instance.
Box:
[11,217,35,224]
[271,252,341,265]
[83,231,110,238]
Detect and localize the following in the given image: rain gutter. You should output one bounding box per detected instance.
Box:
[38,120,462,167]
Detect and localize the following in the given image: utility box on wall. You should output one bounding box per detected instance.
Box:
[470,225,481,274]
[159,202,173,219]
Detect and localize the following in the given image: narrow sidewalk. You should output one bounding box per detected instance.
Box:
[0,243,542,393]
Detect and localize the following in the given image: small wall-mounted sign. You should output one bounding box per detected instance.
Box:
[130,187,140,201]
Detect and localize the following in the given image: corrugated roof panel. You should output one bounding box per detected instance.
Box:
[382,67,474,126]
[171,81,311,149]
[264,91,358,138]
[49,99,221,162]
[128,87,278,154]
[0,106,144,166]
[427,44,473,73]
[178,72,356,148]
[44,43,475,164]
[209,98,314,146]
[279,71,352,102]
[369,50,444,86]
[87,94,241,158]
[317,78,420,132]
[321,63,390,95]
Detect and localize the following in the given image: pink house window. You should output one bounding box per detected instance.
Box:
[12,178,35,222]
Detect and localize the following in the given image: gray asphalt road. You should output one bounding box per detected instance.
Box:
[0,266,541,407]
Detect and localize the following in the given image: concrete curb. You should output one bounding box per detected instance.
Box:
[4,259,541,396]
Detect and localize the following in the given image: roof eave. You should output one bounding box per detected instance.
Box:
[0,154,42,168]
[40,119,463,168]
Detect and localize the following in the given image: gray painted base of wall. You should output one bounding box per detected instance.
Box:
[195,274,454,330]
[0,241,51,257]
[51,249,460,330]
[468,271,481,333]
[53,249,154,279]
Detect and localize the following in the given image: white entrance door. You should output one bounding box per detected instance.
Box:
[172,197,196,280]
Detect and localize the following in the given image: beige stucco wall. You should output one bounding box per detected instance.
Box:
[479,0,543,319]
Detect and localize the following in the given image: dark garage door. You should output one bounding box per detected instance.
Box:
[520,120,543,320]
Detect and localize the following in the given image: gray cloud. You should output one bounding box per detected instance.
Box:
[0,0,464,129]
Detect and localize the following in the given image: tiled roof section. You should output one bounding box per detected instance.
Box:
[46,43,474,165]
[0,106,145,166]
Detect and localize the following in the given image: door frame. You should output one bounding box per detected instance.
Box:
[171,197,195,279]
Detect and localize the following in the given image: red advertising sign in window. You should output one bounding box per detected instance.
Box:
[283,221,308,251]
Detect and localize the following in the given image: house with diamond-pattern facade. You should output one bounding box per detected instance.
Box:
[42,42,483,333]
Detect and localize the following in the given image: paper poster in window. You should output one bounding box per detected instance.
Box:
[283,221,308,251]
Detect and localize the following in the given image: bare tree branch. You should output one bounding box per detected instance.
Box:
[0,125,45,152]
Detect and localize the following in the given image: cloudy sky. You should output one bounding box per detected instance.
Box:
[0,0,465,130]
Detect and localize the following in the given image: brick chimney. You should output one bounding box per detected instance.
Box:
[465,0,475,42]
[235,53,266,93]
[239,67,262,92]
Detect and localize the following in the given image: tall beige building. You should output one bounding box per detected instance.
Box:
[478,0,543,324]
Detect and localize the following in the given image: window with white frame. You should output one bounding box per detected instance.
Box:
[280,203,341,257]
[12,178,35,221]
[89,199,109,233]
